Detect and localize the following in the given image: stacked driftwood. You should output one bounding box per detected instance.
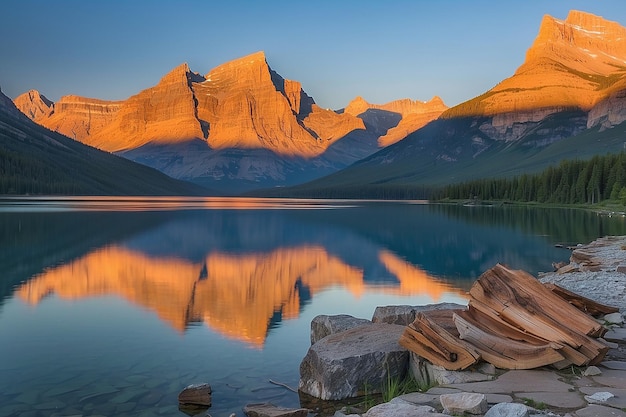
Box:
[399,263,618,370]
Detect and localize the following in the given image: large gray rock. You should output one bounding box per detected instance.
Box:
[310,314,372,345]
[364,401,448,417]
[299,323,408,400]
[371,303,466,325]
[484,402,529,417]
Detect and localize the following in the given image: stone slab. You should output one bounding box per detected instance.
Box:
[486,393,514,404]
[604,328,626,342]
[602,361,626,371]
[443,370,573,394]
[591,368,626,389]
[580,387,626,408]
[425,387,461,395]
[515,391,586,409]
[573,404,626,417]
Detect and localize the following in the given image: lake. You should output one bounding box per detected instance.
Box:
[1,197,625,416]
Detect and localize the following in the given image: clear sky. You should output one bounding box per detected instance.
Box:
[2,0,626,110]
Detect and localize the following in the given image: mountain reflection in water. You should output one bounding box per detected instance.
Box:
[2,198,626,417]
[17,244,463,347]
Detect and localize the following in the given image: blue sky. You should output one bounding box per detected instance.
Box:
[2,0,626,110]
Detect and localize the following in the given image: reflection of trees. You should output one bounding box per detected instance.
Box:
[428,204,625,244]
[16,245,462,346]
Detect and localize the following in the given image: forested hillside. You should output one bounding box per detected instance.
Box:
[435,153,626,205]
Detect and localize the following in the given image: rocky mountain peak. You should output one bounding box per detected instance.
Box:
[204,51,272,88]
[524,11,626,72]
[343,95,448,146]
[14,89,54,120]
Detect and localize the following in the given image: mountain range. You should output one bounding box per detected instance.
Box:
[0,86,207,195]
[7,10,626,196]
[273,10,626,197]
[13,52,446,193]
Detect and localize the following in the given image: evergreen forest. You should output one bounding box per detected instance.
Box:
[435,153,626,205]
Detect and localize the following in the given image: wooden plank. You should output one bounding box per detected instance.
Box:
[468,300,589,366]
[399,313,480,371]
[469,264,607,364]
[421,309,464,337]
[453,311,565,369]
[544,282,618,318]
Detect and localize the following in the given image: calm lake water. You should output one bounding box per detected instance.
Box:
[1,197,625,416]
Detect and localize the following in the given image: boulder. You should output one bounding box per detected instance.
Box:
[177,383,211,406]
[299,323,408,400]
[243,402,309,417]
[440,392,488,415]
[310,314,372,345]
[371,303,465,325]
[483,402,529,417]
[364,401,448,417]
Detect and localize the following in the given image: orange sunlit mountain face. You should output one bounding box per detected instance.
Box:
[16,245,465,347]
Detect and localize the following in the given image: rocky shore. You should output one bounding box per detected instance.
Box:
[278,236,626,417]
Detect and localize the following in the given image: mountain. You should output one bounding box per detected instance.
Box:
[15,52,442,194]
[275,10,626,197]
[344,96,448,146]
[0,86,208,195]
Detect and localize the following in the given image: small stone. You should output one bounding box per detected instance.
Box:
[440,392,488,415]
[584,391,615,404]
[604,327,626,342]
[598,338,619,349]
[243,403,309,417]
[484,402,529,417]
[178,383,212,406]
[583,366,602,376]
[603,312,624,325]
[476,362,497,375]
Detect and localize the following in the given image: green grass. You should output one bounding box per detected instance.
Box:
[521,397,547,410]
[382,373,434,403]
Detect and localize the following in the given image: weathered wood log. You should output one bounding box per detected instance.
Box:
[468,299,587,367]
[420,308,464,337]
[453,307,565,369]
[469,264,608,365]
[399,312,480,371]
[544,282,619,318]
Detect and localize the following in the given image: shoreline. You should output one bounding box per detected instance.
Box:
[538,235,626,313]
[301,235,626,417]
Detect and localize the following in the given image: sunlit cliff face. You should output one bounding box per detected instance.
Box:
[16,245,465,347]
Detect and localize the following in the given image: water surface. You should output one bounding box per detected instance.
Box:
[1,198,624,416]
